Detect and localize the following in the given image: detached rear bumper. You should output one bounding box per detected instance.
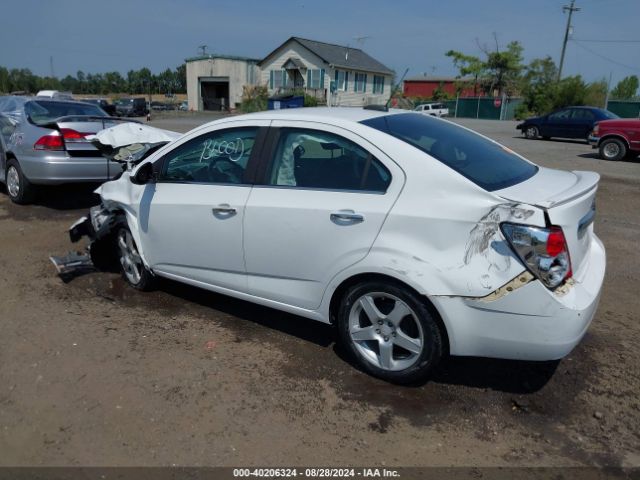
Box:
[432,234,606,361]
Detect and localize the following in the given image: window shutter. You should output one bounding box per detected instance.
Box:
[364,74,367,93]
[381,76,384,94]
[320,69,325,89]
[307,69,311,88]
[354,73,357,92]
[269,70,274,89]
[283,69,286,88]
[345,71,349,91]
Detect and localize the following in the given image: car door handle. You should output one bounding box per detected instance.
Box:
[330,210,364,223]
[212,204,237,215]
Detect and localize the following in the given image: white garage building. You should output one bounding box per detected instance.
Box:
[185,54,260,111]
[185,37,394,111]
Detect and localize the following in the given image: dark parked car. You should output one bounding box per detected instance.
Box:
[517,106,618,141]
[114,97,147,117]
[589,118,640,161]
[81,98,116,116]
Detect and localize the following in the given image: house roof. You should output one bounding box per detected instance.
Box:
[259,37,394,75]
[185,54,260,63]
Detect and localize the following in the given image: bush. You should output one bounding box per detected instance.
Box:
[240,85,268,113]
[303,94,318,107]
[514,103,532,120]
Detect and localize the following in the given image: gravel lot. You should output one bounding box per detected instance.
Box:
[0,113,638,468]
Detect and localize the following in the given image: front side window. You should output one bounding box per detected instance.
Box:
[571,109,594,120]
[361,113,537,191]
[266,128,391,192]
[160,127,258,184]
[373,75,385,94]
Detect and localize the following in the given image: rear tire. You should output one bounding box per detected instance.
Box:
[599,138,627,161]
[116,226,155,291]
[337,281,443,384]
[524,126,539,139]
[5,159,35,204]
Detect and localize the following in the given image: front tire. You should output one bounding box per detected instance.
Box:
[116,226,155,291]
[5,159,35,204]
[599,138,627,161]
[524,125,539,139]
[337,281,443,384]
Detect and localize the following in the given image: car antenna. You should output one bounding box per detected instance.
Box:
[385,68,409,110]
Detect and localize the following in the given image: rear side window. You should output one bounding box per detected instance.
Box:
[266,128,391,192]
[361,113,537,191]
[25,100,106,125]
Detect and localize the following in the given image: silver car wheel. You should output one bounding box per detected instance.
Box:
[348,292,424,371]
[603,142,620,159]
[117,229,143,285]
[525,126,539,139]
[7,166,20,198]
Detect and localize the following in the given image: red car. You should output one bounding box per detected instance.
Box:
[589,118,640,161]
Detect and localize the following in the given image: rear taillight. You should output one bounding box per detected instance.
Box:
[34,129,92,150]
[501,223,572,289]
[34,132,64,150]
[60,128,91,143]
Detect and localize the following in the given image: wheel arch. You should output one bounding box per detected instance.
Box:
[599,134,630,150]
[328,272,451,356]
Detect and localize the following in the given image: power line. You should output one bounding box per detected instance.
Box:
[572,38,640,43]
[571,40,640,72]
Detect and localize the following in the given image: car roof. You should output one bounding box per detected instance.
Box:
[217,106,402,125]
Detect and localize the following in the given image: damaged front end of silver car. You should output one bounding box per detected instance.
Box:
[51,123,180,278]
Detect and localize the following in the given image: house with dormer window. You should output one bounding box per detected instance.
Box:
[258,37,394,106]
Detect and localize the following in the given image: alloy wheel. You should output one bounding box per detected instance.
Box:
[603,142,620,160]
[348,292,424,371]
[6,166,20,198]
[117,229,143,285]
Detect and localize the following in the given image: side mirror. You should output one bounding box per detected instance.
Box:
[130,162,155,185]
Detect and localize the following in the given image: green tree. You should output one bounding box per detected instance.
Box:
[585,79,608,108]
[610,75,639,99]
[519,56,558,115]
[483,40,524,96]
[445,50,485,96]
[553,75,588,109]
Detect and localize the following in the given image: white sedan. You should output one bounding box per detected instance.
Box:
[69,107,605,384]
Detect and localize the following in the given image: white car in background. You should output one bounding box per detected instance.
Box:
[68,107,605,384]
[414,102,449,117]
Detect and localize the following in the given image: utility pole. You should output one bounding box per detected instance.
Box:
[198,45,207,56]
[558,0,580,81]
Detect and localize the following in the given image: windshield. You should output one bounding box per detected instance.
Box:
[25,100,106,125]
[361,113,538,191]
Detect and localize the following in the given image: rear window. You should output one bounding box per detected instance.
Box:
[25,100,106,125]
[361,113,538,191]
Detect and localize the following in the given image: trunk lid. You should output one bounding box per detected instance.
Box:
[51,116,128,156]
[496,167,599,274]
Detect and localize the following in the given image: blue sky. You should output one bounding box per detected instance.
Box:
[1,0,638,85]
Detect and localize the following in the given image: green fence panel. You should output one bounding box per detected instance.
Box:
[606,101,640,118]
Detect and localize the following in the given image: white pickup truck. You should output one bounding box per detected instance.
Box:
[414,102,449,117]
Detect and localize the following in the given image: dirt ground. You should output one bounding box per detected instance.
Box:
[0,115,638,468]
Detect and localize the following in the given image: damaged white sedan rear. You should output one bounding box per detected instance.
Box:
[66,108,605,384]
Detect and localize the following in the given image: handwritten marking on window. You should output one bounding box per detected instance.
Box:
[200,138,245,162]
